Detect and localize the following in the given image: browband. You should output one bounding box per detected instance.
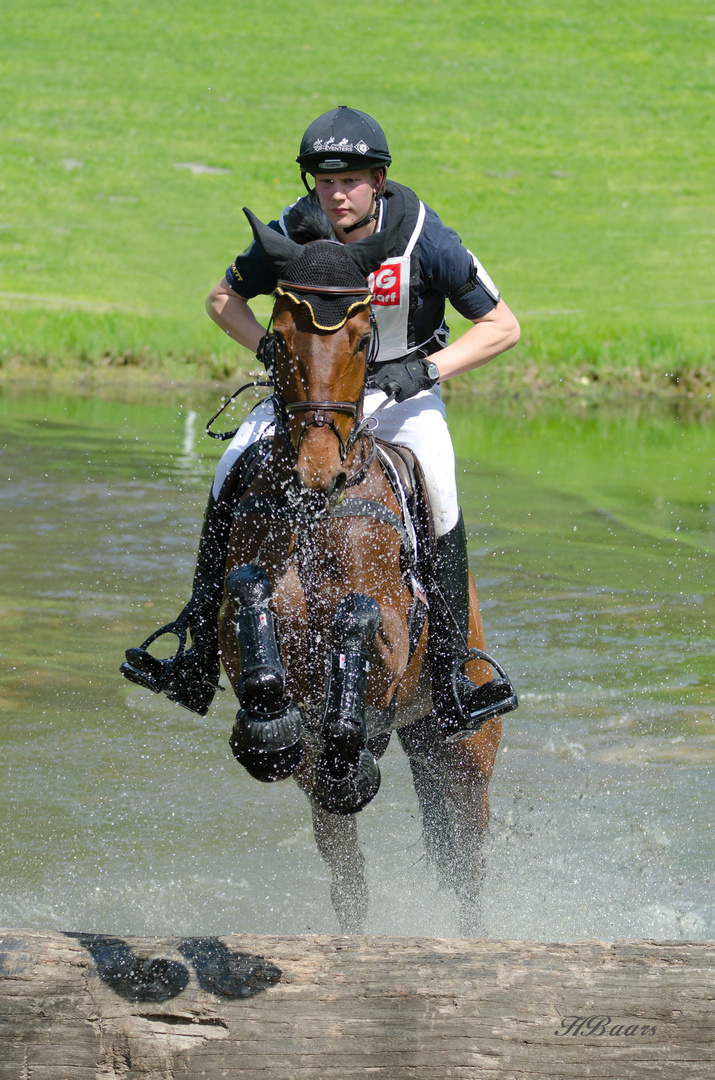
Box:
[277,280,372,297]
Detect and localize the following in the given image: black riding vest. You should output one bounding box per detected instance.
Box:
[280,181,447,369]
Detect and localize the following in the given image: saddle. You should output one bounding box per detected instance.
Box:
[373,439,434,660]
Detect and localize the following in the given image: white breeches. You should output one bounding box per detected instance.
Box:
[212,386,459,537]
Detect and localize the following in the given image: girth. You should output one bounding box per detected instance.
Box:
[234,491,414,571]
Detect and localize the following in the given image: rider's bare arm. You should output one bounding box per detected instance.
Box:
[206,278,266,353]
[433,300,520,383]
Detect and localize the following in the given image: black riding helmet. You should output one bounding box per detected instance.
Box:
[297,106,392,174]
[297,107,391,233]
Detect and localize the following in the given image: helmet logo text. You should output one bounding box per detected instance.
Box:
[311,136,370,155]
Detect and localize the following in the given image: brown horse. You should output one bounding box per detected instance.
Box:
[216,210,509,933]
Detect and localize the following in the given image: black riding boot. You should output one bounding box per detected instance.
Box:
[428,512,518,740]
[121,441,271,714]
[120,487,231,715]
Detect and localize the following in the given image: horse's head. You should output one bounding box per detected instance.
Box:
[244,206,396,497]
[271,293,372,495]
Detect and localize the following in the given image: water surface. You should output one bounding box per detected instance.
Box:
[1,385,712,940]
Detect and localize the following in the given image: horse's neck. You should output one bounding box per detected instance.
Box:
[265,431,386,499]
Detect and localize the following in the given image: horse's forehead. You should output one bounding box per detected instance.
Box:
[274,298,370,338]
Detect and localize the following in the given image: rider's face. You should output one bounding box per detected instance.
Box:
[313,169,380,237]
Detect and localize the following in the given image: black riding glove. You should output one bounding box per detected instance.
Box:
[371,358,440,403]
[256,333,276,379]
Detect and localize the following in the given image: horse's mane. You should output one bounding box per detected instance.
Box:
[284,196,333,244]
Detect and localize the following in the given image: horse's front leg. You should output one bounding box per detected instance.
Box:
[311,800,368,933]
[312,593,382,816]
[223,564,304,782]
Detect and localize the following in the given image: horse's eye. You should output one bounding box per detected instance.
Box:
[358,335,371,353]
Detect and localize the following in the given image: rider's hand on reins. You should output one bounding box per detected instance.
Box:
[371,358,440,403]
[256,332,277,379]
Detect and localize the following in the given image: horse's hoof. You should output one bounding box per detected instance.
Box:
[312,748,381,815]
[225,564,271,607]
[230,703,304,782]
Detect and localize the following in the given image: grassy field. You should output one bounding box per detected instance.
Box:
[1,0,713,397]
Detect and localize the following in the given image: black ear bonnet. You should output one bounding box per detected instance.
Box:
[243,205,398,331]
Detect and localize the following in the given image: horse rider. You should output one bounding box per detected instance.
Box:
[121,106,521,735]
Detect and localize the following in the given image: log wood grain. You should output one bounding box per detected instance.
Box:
[1,930,713,1079]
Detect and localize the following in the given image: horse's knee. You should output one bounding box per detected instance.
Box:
[225,563,271,607]
[332,592,380,646]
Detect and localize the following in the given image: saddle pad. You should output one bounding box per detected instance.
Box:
[375,440,436,570]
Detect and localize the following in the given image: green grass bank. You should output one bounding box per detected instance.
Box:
[1,0,713,400]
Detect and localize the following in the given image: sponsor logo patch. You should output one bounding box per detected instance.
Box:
[368,261,401,306]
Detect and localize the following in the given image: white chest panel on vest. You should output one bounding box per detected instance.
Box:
[368,201,426,362]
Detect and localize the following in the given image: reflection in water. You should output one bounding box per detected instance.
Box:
[176,409,205,482]
[0,387,712,941]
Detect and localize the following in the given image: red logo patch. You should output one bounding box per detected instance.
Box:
[368,261,401,306]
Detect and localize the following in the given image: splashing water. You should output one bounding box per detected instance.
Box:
[0,388,712,939]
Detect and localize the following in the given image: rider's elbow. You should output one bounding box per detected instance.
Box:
[507,314,521,350]
[205,286,222,321]
[499,305,521,351]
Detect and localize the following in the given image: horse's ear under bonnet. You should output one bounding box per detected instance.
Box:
[243,207,401,331]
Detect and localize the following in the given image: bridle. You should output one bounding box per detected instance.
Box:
[265,281,382,468]
[206,280,392,488]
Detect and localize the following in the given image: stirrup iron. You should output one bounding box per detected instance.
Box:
[120,617,222,716]
[437,649,518,742]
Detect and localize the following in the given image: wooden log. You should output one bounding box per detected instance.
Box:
[1,929,713,1079]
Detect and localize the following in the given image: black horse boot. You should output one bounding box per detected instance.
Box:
[227,564,304,782]
[428,512,518,740]
[120,488,230,715]
[313,594,382,815]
